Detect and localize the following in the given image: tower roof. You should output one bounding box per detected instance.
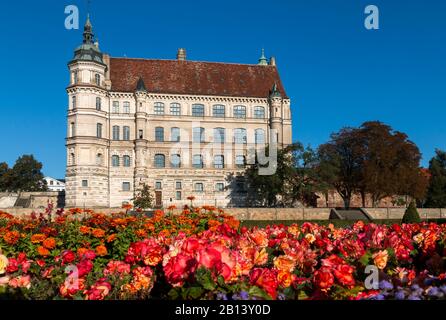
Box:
[70,15,105,66]
[258,49,268,66]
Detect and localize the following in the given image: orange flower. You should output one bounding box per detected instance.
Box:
[77,247,89,257]
[106,234,117,243]
[167,205,176,210]
[122,203,133,211]
[96,245,108,257]
[135,229,147,238]
[92,228,105,238]
[31,233,47,244]
[273,255,296,273]
[43,237,56,250]
[79,226,91,234]
[37,246,50,257]
[69,208,82,215]
[253,248,268,266]
[372,250,388,270]
[4,231,20,245]
[277,271,293,288]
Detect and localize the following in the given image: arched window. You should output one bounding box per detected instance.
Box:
[96,123,102,138]
[155,127,164,142]
[123,101,130,114]
[123,155,131,167]
[233,105,246,118]
[96,97,101,111]
[112,155,120,167]
[112,126,120,140]
[234,128,247,144]
[154,102,164,115]
[213,128,225,143]
[255,129,265,144]
[95,74,101,86]
[235,155,246,168]
[170,103,181,116]
[192,154,204,168]
[123,126,130,141]
[171,127,180,142]
[96,153,103,165]
[214,155,224,169]
[112,101,119,113]
[254,106,265,119]
[193,127,205,143]
[171,154,181,168]
[192,104,205,117]
[213,105,225,118]
[154,154,165,168]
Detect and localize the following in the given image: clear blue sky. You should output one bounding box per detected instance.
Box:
[0,0,445,178]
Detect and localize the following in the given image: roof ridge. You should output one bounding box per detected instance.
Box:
[109,56,276,68]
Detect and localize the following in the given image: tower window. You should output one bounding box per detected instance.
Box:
[70,122,75,137]
[138,130,144,139]
[73,71,78,84]
[96,97,102,111]
[96,123,102,138]
[95,74,101,86]
[72,96,77,109]
[123,126,130,141]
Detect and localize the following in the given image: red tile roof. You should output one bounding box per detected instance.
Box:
[109,58,288,98]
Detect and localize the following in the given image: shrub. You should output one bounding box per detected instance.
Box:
[402,201,421,223]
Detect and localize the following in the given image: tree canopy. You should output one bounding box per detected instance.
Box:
[0,155,47,192]
[424,149,446,208]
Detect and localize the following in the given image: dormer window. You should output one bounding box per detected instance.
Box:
[95,74,101,86]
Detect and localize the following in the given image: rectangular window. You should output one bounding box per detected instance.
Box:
[234,128,247,144]
[122,182,131,191]
[96,123,102,138]
[171,127,180,142]
[193,127,205,143]
[175,181,182,189]
[95,74,101,86]
[216,183,224,192]
[194,183,204,192]
[193,155,204,168]
[170,103,181,116]
[112,126,120,140]
[138,129,144,139]
[213,105,225,117]
[73,71,78,84]
[81,180,88,187]
[214,128,225,143]
[70,122,75,137]
[123,102,130,114]
[96,97,102,111]
[175,191,182,200]
[154,102,164,115]
[123,126,130,141]
[155,181,162,190]
[72,96,76,109]
[254,106,265,118]
[192,104,205,117]
[214,155,224,169]
[233,105,246,118]
[112,101,119,113]
[155,127,164,142]
[235,155,245,168]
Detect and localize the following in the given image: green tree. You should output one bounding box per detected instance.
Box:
[402,201,421,223]
[5,155,47,192]
[0,162,9,191]
[242,143,319,207]
[425,149,446,207]
[133,183,154,209]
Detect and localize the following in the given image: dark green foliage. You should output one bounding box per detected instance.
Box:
[132,183,154,209]
[402,201,421,223]
[0,155,47,192]
[425,149,446,208]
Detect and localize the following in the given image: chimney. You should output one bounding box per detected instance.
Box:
[269,56,276,66]
[177,48,186,61]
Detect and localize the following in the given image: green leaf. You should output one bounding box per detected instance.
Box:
[248,286,272,300]
[196,268,216,291]
[188,287,204,299]
[359,252,371,266]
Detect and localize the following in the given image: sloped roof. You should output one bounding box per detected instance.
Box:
[109,58,288,98]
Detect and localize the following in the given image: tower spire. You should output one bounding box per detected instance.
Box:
[258,48,268,66]
[83,14,94,44]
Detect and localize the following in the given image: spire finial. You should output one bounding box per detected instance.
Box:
[83,14,94,44]
[258,48,268,66]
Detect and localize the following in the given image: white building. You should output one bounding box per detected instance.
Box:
[44,177,66,192]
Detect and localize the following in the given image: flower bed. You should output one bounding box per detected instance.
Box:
[0,206,445,300]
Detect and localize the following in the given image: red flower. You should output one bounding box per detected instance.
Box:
[163,253,197,287]
[249,268,278,299]
[77,259,93,278]
[333,264,355,288]
[313,267,334,292]
[62,250,76,264]
[84,278,111,300]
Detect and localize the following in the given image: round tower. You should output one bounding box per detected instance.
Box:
[268,82,284,146]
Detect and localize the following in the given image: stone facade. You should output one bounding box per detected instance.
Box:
[65,17,292,208]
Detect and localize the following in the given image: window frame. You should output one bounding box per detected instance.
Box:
[96,123,102,138]
[233,105,246,119]
[171,154,181,168]
[155,127,164,142]
[254,106,265,119]
[112,125,120,140]
[123,126,130,141]
[214,155,224,169]
[112,101,119,113]
[154,154,165,168]
[154,102,165,115]
[122,182,131,192]
[123,155,131,167]
[234,128,247,144]
[194,182,204,192]
[123,101,130,114]
[192,154,204,168]
[192,104,205,117]
[213,127,225,143]
[96,97,102,111]
[111,155,120,167]
[212,104,225,118]
[171,127,180,142]
[170,103,181,116]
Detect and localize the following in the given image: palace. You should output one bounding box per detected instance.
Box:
[65,16,292,208]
